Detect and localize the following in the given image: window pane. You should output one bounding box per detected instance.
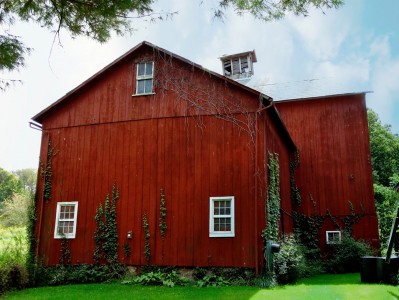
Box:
[240,56,248,72]
[137,80,145,94]
[144,79,153,93]
[138,63,145,76]
[145,63,153,76]
[232,58,240,75]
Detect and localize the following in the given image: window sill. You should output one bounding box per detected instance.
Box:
[209,232,235,238]
[132,92,156,97]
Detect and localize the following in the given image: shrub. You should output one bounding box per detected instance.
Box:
[197,274,229,287]
[273,234,306,284]
[323,234,373,273]
[34,264,126,286]
[122,269,188,287]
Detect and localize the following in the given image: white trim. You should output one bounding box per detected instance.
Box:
[54,201,78,239]
[209,196,235,238]
[135,61,154,95]
[326,230,341,244]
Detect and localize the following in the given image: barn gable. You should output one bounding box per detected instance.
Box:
[32,41,296,272]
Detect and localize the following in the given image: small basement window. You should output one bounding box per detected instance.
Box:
[54,202,78,239]
[135,62,154,95]
[326,231,341,244]
[209,196,235,237]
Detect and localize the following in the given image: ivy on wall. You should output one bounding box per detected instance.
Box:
[93,183,119,265]
[294,195,365,255]
[40,140,59,201]
[159,188,167,240]
[59,236,72,265]
[142,212,151,264]
[262,152,281,243]
[289,151,301,207]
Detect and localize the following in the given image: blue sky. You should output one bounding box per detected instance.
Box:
[1,0,399,172]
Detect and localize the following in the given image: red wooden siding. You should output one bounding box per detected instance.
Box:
[33,43,296,270]
[36,115,263,266]
[275,95,380,249]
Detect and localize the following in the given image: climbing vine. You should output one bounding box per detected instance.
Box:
[159,188,167,240]
[142,212,151,264]
[93,183,119,265]
[59,236,72,265]
[294,196,365,255]
[40,140,59,201]
[289,151,301,207]
[262,152,281,243]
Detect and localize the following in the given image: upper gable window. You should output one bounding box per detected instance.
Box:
[135,62,154,95]
[223,56,249,77]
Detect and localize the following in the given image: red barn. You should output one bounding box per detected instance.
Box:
[31,41,379,273]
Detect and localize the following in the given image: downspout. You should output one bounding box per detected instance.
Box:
[254,96,274,275]
[29,121,47,258]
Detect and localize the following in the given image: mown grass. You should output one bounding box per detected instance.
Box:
[4,273,399,300]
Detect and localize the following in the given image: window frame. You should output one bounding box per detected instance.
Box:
[54,201,79,239]
[209,196,235,238]
[134,61,154,95]
[326,230,341,244]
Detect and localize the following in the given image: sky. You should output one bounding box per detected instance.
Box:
[1,0,399,172]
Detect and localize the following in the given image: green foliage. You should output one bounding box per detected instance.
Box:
[142,212,151,264]
[0,227,29,294]
[40,140,58,201]
[123,269,188,287]
[25,191,37,286]
[59,237,71,266]
[0,167,23,203]
[13,169,37,196]
[216,0,342,21]
[367,109,399,186]
[0,192,31,227]
[273,235,306,284]
[374,183,399,251]
[123,242,131,259]
[197,274,229,287]
[159,188,167,240]
[290,151,301,207]
[93,184,120,265]
[324,234,373,274]
[262,152,280,242]
[34,264,126,286]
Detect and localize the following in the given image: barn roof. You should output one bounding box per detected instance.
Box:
[31,41,296,150]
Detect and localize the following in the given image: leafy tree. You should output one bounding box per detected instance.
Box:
[374,183,399,250]
[0,167,23,202]
[0,192,31,227]
[1,0,343,90]
[367,109,399,186]
[13,168,37,196]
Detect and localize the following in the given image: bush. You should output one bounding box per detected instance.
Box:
[122,269,188,287]
[0,264,28,295]
[273,234,307,284]
[34,264,126,286]
[197,274,229,287]
[323,234,373,273]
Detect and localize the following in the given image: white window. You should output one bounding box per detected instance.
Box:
[54,202,78,239]
[223,55,250,77]
[209,196,235,237]
[135,62,154,95]
[326,231,341,244]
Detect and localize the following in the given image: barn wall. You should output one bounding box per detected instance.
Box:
[252,109,295,272]
[275,95,380,249]
[36,113,263,267]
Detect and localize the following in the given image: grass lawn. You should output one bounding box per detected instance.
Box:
[3,273,399,300]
